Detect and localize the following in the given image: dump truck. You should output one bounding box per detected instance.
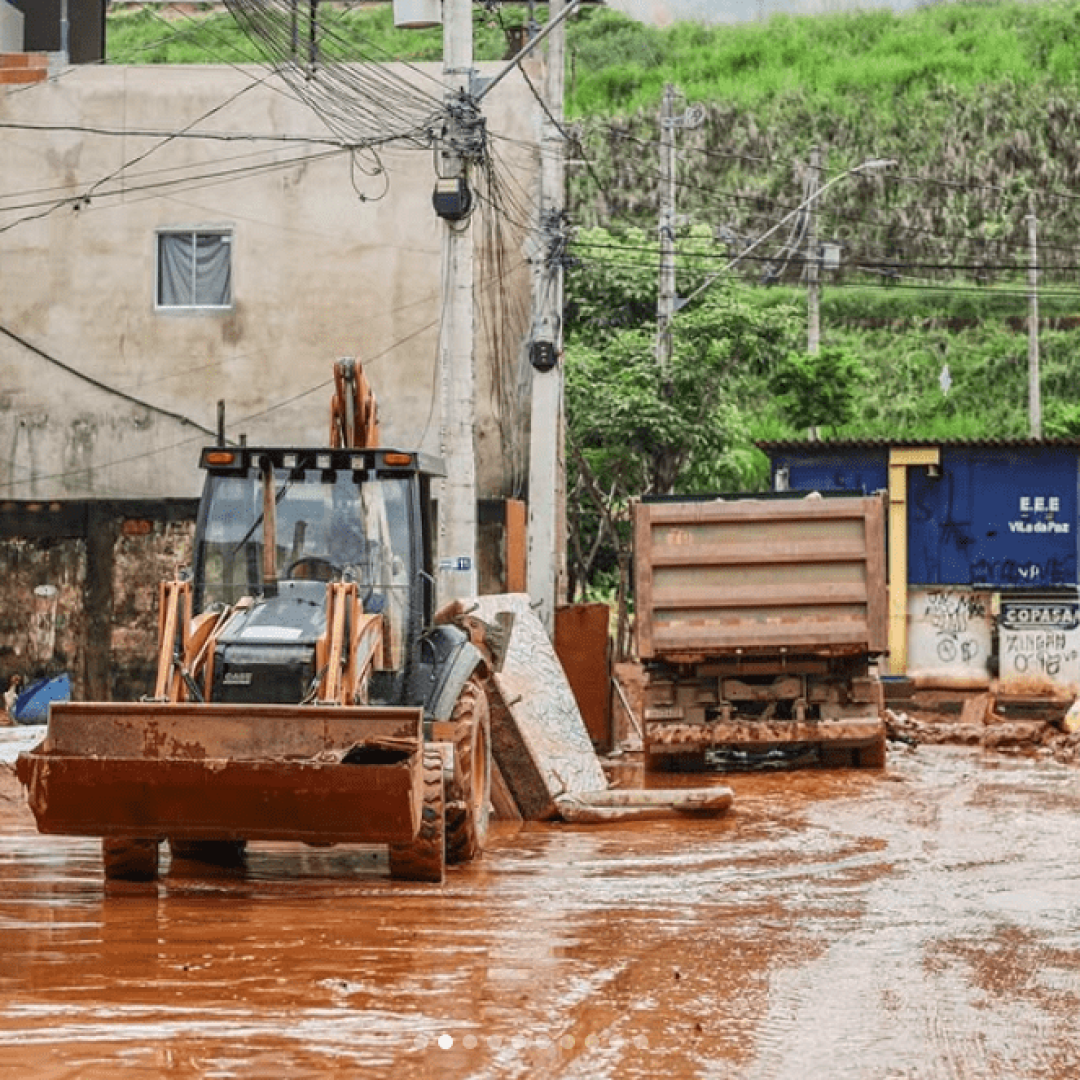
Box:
[634,491,888,770]
[17,361,491,883]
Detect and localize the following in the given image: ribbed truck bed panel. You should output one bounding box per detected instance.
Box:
[634,495,888,661]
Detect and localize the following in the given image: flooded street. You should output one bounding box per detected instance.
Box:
[3,728,1080,1079]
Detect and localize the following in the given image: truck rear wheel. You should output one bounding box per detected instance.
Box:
[388,746,446,884]
[102,838,160,882]
[445,678,492,865]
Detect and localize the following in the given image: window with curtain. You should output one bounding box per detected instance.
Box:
[156,230,232,309]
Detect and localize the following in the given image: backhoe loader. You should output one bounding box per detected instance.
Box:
[17,360,491,884]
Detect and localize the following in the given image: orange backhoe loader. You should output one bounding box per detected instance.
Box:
[17,360,491,884]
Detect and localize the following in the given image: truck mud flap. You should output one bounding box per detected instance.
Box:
[646,717,886,753]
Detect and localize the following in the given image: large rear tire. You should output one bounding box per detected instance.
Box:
[388,747,446,884]
[103,838,160,882]
[445,677,492,865]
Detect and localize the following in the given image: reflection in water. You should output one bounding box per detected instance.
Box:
[2,747,1080,1078]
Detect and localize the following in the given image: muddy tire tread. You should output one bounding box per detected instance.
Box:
[857,731,888,769]
[388,747,446,884]
[445,677,492,865]
[102,838,160,882]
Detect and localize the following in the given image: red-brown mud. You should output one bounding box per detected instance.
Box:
[3,727,1080,1079]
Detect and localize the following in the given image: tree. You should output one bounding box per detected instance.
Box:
[768,345,868,435]
[564,225,800,655]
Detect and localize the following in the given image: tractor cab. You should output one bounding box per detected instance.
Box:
[191,445,444,705]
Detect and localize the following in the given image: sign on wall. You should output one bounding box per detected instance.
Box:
[907,449,1077,589]
[771,445,1080,591]
[997,598,1080,686]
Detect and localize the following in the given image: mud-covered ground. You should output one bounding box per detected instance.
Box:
[3,724,1080,1080]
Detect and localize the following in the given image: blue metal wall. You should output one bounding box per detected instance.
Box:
[770,445,1080,590]
[776,451,889,496]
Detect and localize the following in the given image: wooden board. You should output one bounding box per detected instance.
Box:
[555,602,613,752]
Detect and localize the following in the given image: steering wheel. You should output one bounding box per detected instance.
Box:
[284,556,339,582]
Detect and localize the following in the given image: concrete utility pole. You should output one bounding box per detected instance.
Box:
[526,0,569,635]
[806,145,822,355]
[435,0,479,604]
[656,82,678,381]
[1028,192,1041,439]
[655,86,703,384]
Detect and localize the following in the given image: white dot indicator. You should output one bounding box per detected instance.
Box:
[438,1034,453,1050]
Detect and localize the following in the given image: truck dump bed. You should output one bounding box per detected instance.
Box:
[634,493,887,662]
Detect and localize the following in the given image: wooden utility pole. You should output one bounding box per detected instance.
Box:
[806,145,822,355]
[1028,192,1041,439]
[435,0,479,603]
[526,0,568,635]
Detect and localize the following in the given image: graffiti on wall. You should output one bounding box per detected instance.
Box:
[972,557,1076,588]
[907,588,994,681]
[923,590,986,665]
[908,465,1078,588]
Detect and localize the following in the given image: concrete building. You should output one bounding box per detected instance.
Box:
[0,58,540,698]
[0,61,539,503]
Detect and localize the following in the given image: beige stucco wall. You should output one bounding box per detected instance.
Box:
[0,62,538,500]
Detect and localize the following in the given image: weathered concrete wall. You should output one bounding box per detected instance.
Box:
[904,586,1080,695]
[109,517,197,700]
[906,587,995,688]
[0,537,85,685]
[997,596,1080,689]
[0,503,197,702]
[0,62,538,502]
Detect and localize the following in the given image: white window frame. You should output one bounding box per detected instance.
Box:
[155,228,234,312]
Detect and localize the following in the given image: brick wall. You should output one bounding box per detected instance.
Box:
[0,501,198,702]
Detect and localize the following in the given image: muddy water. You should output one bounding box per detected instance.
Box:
[3,738,1080,1079]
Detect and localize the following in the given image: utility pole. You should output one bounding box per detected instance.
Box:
[60,0,70,63]
[435,0,479,604]
[1028,192,1041,439]
[526,0,568,635]
[656,82,678,382]
[806,145,822,355]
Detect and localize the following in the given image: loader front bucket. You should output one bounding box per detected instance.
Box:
[16,702,426,847]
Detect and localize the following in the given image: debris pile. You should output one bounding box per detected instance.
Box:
[887,686,1080,765]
